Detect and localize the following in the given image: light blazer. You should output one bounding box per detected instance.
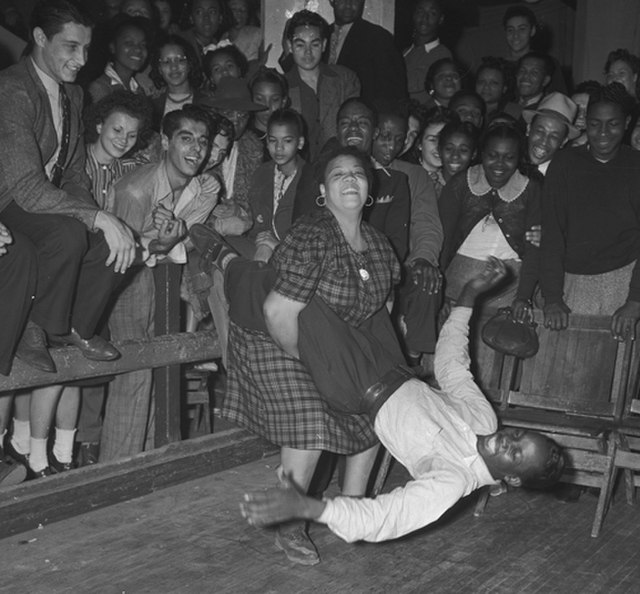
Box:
[0,58,97,227]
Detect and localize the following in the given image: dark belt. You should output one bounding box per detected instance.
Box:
[362,365,415,420]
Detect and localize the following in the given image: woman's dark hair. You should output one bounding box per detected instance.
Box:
[314,145,374,190]
[149,33,203,89]
[267,108,304,138]
[476,56,515,103]
[479,121,528,175]
[249,67,289,100]
[449,90,487,117]
[587,82,636,118]
[604,48,640,77]
[83,89,154,151]
[424,57,463,93]
[107,14,154,58]
[411,106,457,163]
[203,43,249,81]
[206,110,235,153]
[438,120,479,154]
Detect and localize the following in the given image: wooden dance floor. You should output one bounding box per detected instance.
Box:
[2,453,638,593]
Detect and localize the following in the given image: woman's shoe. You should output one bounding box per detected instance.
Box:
[274,522,320,566]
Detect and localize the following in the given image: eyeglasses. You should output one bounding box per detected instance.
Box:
[159,56,188,67]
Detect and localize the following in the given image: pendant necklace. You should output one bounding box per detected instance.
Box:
[351,248,370,281]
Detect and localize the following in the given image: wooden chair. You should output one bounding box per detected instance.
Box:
[475,313,638,537]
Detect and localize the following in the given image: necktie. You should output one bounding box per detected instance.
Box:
[329,26,340,65]
[51,83,71,188]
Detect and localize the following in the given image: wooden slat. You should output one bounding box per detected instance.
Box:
[0,428,277,539]
[0,331,220,393]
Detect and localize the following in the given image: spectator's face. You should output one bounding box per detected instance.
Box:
[208,51,241,87]
[219,108,250,139]
[527,113,568,165]
[586,102,628,162]
[451,96,484,129]
[252,81,287,129]
[330,0,365,26]
[288,25,325,72]
[440,131,474,179]
[34,22,91,83]
[158,44,189,89]
[111,25,148,74]
[192,0,221,43]
[154,0,173,30]
[481,135,519,189]
[476,67,505,107]
[321,154,369,215]
[432,63,461,103]
[477,428,549,483]
[606,60,638,97]
[571,92,590,131]
[418,122,445,172]
[121,0,152,19]
[164,118,210,178]
[372,115,407,167]
[337,102,375,153]
[517,57,549,100]
[206,132,231,169]
[267,123,303,170]
[413,0,443,42]
[96,111,141,161]
[400,114,421,156]
[505,16,534,55]
[229,0,249,28]
[631,120,640,151]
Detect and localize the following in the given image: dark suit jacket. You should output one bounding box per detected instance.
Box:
[0,58,98,227]
[328,18,408,105]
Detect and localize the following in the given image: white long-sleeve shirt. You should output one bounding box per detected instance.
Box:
[318,307,498,542]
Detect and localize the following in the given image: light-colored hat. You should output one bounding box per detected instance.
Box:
[522,92,581,140]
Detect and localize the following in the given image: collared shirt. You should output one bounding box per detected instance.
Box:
[31,58,63,178]
[402,38,442,58]
[104,62,140,93]
[457,166,527,261]
[85,144,138,210]
[318,307,498,542]
[110,159,220,264]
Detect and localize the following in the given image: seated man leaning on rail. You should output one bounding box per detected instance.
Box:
[189,225,565,550]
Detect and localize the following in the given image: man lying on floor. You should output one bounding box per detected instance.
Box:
[190,225,564,543]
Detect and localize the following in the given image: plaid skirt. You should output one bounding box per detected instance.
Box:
[222,321,378,454]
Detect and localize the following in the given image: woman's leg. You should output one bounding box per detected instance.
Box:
[279,446,322,492]
[342,444,380,496]
[29,385,63,472]
[52,387,80,469]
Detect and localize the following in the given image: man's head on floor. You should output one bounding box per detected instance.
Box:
[477,427,565,489]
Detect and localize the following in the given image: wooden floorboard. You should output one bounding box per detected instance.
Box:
[0,454,637,594]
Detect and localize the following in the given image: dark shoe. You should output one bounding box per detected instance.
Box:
[189,224,235,274]
[49,328,120,361]
[30,466,52,479]
[15,321,56,373]
[0,447,27,486]
[49,452,77,474]
[275,523,320,566]
[3,436,30,470]
[77,442,99,467]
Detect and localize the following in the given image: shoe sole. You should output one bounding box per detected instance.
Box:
[274,533,320,566]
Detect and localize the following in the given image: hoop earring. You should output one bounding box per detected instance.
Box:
[365,195,374,207]
[315,194,326,207]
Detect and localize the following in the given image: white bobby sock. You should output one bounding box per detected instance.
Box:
[29,437,48,472]
[53,428,76,464]
[12,418,31,454]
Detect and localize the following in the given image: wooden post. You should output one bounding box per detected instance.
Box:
[153,263,183,447]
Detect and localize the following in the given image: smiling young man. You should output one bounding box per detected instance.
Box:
[540,83,640,340]
[98,104,220,462]
[522,92,579,175]
[284,9,360,162]
[237,257,564,548]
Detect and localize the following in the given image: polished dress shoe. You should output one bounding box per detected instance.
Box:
[30,466,53,480]
[0,446,27,486]
[77,442,99,467]
[49,452,77,474]
[49,328,120,361]
[15,321,56,373]
[3,435,30,470]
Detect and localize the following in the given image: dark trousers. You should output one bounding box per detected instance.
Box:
[224,258,406,414]
[0,202,122,338]
[0,230,37,375]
